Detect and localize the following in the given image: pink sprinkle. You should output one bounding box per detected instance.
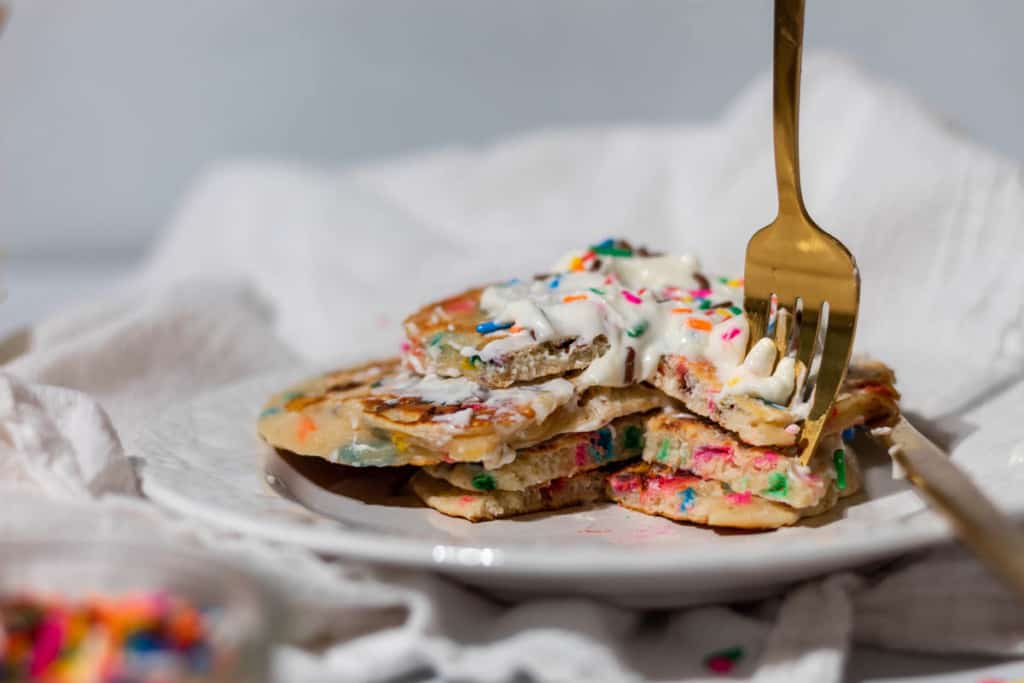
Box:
[637,288,647,295]
[726,491,752,505]
[29,618,63,676]
[706,656,734,674]
[752,452,780,470]
[444,297,477,313]
[400,341,412,353]
[459,495,475,504]
[785,424,800,435]
[603,275,615,285]
[608,474,641,493]
[621,290,642,305]
[693,445,734,465]
[689,288,712,298]
[574,442,589,466]
[722,327,741,341]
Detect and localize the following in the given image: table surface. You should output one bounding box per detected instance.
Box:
[2,255,1021,683]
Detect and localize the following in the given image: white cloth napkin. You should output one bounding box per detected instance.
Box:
[3,54,1024,682]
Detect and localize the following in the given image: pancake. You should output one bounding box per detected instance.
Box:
[401,241,812,447]
[258,359,673,468]
[607,459,857,530]
[644,417,839,509]
[425,413,648,492]
[642,360,897,509]
[410,469,607,522]
[403,286,612,387]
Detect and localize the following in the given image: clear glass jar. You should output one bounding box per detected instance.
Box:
[0,541,278,683]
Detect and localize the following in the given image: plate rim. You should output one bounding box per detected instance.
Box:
[136,363,963,579]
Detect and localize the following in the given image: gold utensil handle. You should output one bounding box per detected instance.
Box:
[773,0,808,220]
[890,417,1024,600]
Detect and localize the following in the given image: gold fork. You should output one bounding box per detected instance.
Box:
[744,0,859,466]
[746,0,1024,601]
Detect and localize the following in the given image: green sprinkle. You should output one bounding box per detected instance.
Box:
[259,406,281,418]
[470,355,482,367]
[834,449,847,490]
[282,391,303,401]
[428,332,444,347]
[623,424,644,450]
[591,245,633,258]
[472,473,497,491]
[589,287,606,296]
[626,321,649,338]
[656,438,671,461]
[370,380,383,388]
[763,472,789,498]
[698,299,712,310]
[718,276,730,285]
[729,306,743,316]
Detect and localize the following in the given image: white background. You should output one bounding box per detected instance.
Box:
[1,0,1023,259]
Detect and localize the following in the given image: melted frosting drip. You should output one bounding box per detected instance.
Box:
[478,246,796,406]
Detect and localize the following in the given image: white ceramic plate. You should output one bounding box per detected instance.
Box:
[137,366,1024,607]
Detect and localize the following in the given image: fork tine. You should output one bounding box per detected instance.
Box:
[744,297,770,354]
[797,301,829,405]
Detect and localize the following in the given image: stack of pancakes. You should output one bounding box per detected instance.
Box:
[259,241,900,528]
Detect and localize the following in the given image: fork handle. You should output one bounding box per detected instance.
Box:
[772,0,808,220]
[889,417,1024,600]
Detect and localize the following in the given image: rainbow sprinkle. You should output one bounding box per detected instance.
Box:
[0,592,215,683]
[591,243,632,258]
[623,425,644,450]
[841,427,856,443]
[679,487,697,512]
[626,321,649,338]
[621,290,642,305]
[475,320,513,334]
[834,449,847,490]
[471,473,497,491]
[725,490,752,505]
[762,472,789,498]
[704,646,744,674]
[656,439,671,461]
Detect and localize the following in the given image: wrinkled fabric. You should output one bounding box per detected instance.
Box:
[3,54,1024,682]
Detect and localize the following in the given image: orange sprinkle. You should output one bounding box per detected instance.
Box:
[562,294,587,303]
[687,318,713,332]
[296,415,317,442]
[671,307,693,314]
[509,325,524,333]
[569,256,585,272]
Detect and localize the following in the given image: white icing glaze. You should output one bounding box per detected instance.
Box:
[719,338,797,405]
[382,374,484,405]
[432,408,475,429]
[478,247,796,407]
[376,373,575,426]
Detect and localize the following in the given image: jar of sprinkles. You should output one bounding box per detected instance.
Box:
[0,542,277,683]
